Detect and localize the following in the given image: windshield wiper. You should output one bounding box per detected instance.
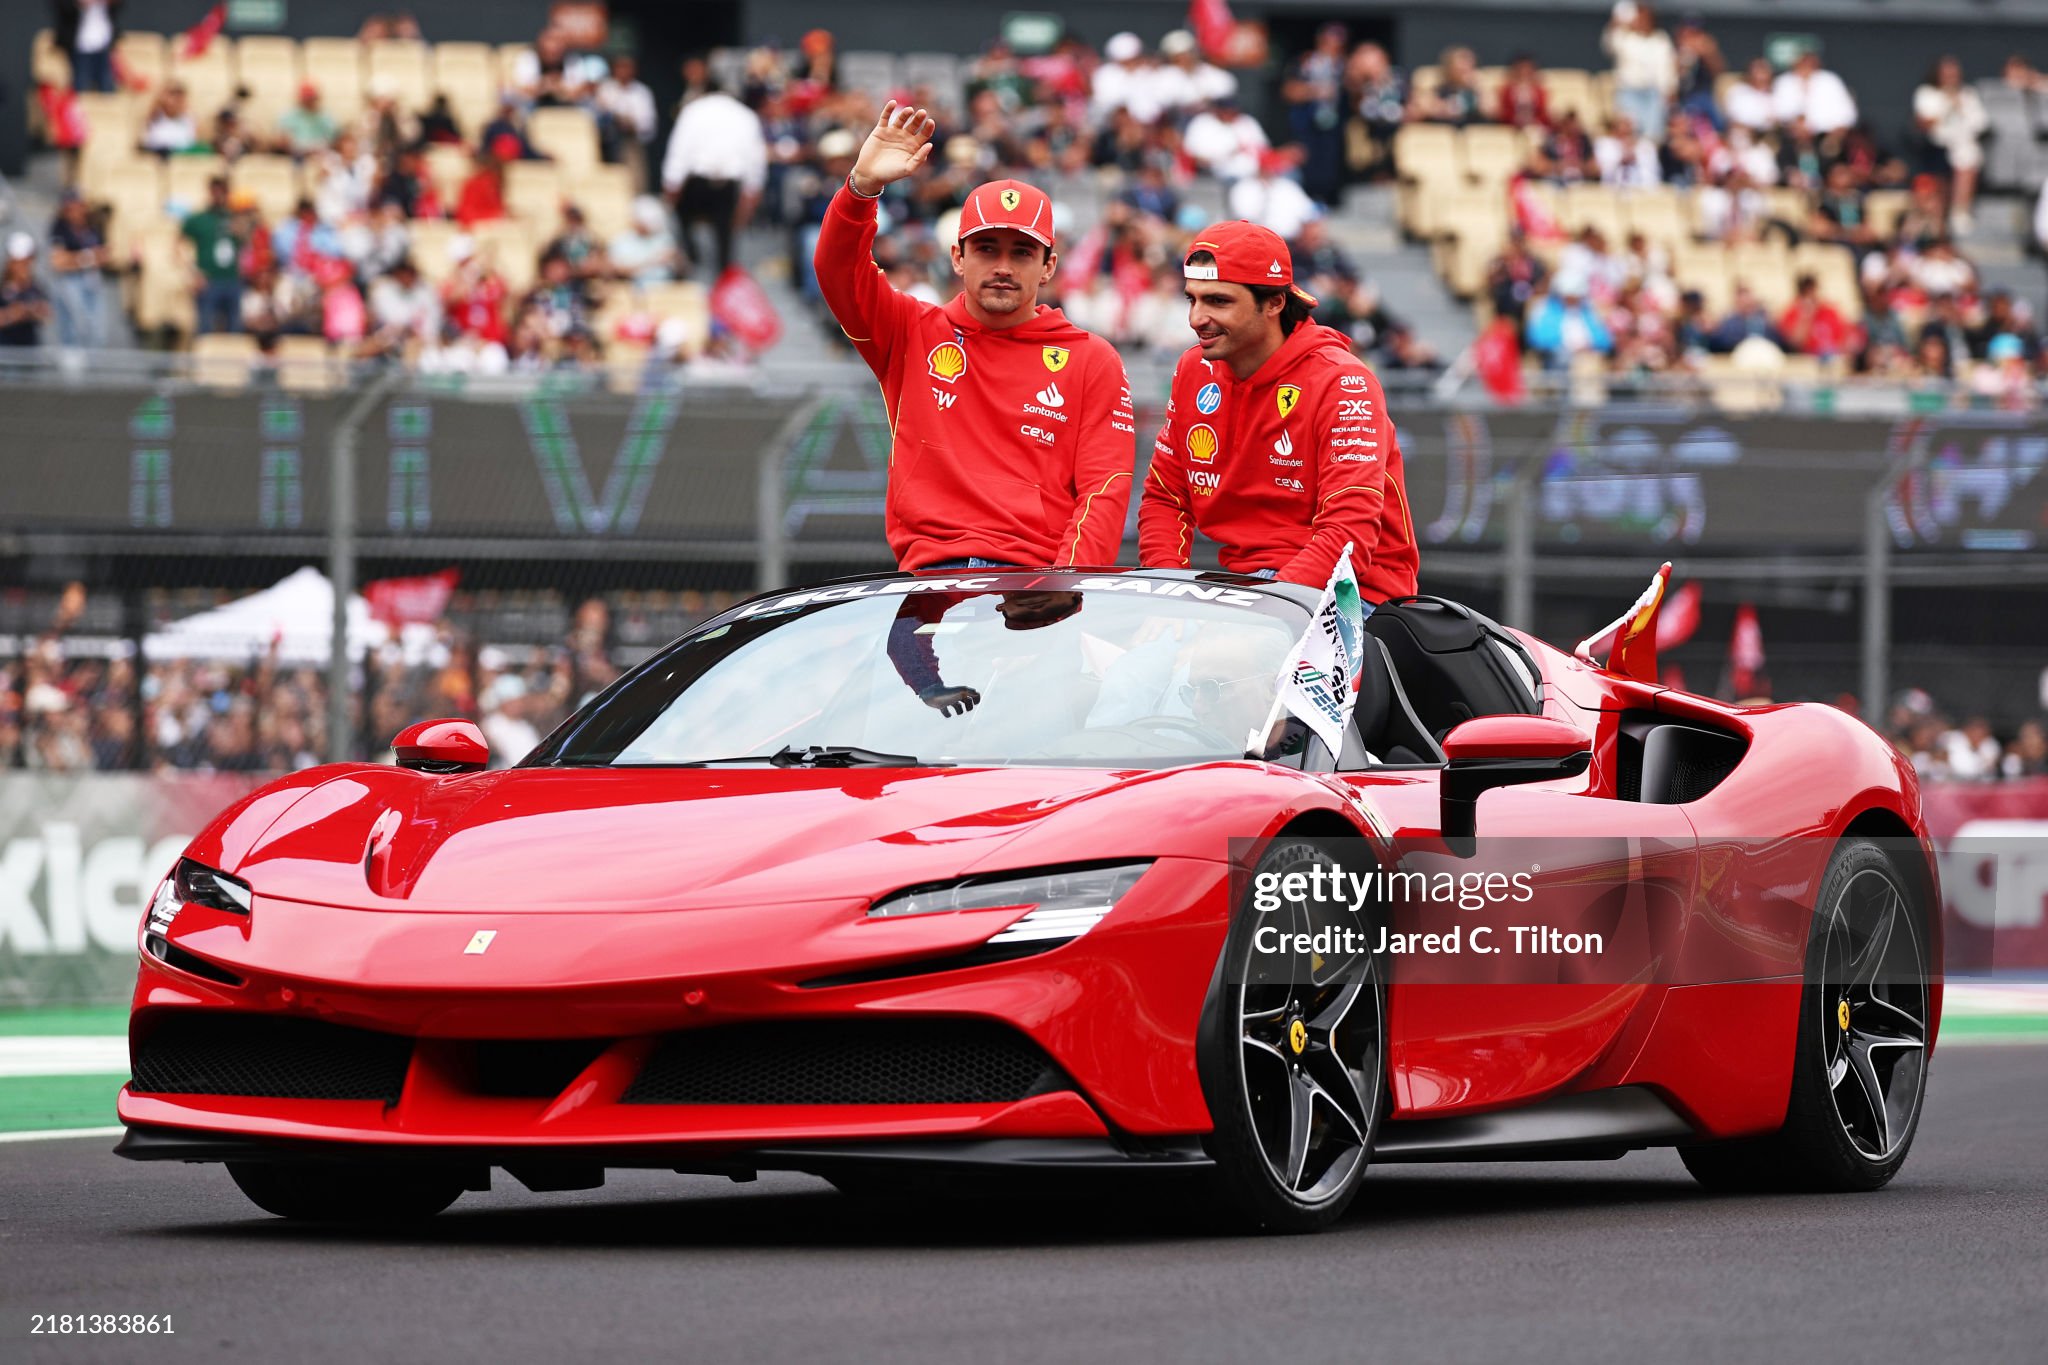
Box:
[631,745,942,769]
[767,744,937,768]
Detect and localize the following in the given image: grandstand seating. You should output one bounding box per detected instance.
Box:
[30,27,712,363]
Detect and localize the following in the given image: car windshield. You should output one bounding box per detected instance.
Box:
[530,577,1308,769]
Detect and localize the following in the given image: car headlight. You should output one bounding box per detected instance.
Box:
[868,862,1152,946]
[145,858,254,936]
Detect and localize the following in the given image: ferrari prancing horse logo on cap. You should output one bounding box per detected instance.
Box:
[1000,188,1022,212]
[1276,385,1302,419]
[1042,346,1069,372]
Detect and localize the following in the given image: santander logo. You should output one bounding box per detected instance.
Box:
[1273,430,1293,457]
[1035,381,1065,408]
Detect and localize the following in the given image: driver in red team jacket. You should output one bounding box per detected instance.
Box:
[1138,221,1417,605]
[815,102,1136,572]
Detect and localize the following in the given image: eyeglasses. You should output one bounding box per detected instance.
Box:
[1180,673,1267,708]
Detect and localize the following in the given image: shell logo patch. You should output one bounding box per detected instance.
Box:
[1276,384,1302,419]
[1000,187,1022,212]
[1288,1019,1308,1054]
[1186,423,1219,464]
[927,342,967,384]
[1042,345,1070,373]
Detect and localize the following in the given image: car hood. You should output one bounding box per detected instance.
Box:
[233,765,1153,913]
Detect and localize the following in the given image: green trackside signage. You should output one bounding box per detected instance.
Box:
[0,774,267,1008]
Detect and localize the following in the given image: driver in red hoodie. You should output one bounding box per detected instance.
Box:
[1139,221,1417,606]
[815,102,1136,573]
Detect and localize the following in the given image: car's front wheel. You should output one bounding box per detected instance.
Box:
[1198,837,1386,1233]
[1681,837,1932,1193]
[227,1161,466,1223]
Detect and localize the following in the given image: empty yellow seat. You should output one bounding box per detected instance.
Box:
[528,106,601,175]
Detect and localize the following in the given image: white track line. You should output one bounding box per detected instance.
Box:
[0,1037,128,1078]
[0,1126,124,1143]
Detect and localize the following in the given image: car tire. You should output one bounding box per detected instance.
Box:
[226,1161,466,1223]
[1196,836,1387,1233]
[1680,837,1932,1194]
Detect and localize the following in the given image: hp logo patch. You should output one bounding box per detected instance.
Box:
[1196,383,1222,414]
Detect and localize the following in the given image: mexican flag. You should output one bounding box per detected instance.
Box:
[1255,544,1365,759]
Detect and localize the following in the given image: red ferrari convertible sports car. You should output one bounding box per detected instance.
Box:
[117,568,1940,1231]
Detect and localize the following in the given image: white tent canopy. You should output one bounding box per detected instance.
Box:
[145,567,436,665]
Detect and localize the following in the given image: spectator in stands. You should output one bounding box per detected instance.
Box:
[1159,30,1237,113]
[1777,117,1828,192]
[1603,2,1677,142]
[211,106,259,161]
[0,235,51,348]
[597,56,659,190]
[362,76,420,163]
[1411,46,1483,127]
[1282,23,1351,205]
[1918,291,1973,361]
[46,190,108,349]
[273,196,341,280]
[608,197,683,286]
[1231,148,1319,239]
[374,147,440,219]
[1913,57,1989,234]
[1671,15,1726,130]
[523,247,592,339]
[1183,95,1270,186]
[1967,291,2036,362]
[1912,330,1954,382]
[1723,57,1777,134]
[480,99,543,163]
[1773,48,1857,136]
[2002,720,2048,777]
[1486,230,1549,324]
[1777,274,1851,359]
[364,256,439,358]
[417,94,463,146]
[1672,289,1713,356]
[313,130,377,223]
[546,203,608,281]
[183,177,246,334]
[1345,43,1406,181]
[277,84,339,157]
[1695,167,1766,241]
[1092,33,1166,127]
[661,77,767,277]
[1708,285,1786,352]
[1970,332,2037,409]
[1525,274,1614,367]
[1811,162,1879,249]
[141,82,198,156]
[1495,54,1549,130]
[1595,114,1662,187]
[1912,238,1975,297]
[454,152,507,228]
[55,1,121,94]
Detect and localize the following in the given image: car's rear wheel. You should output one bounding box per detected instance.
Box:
[1198,837,1386,1233]
[1681,837,1932,1193]
[227,1161,466,1223]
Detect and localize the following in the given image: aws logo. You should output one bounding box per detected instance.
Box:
[1187,423,1219,464]
[928,342,967,384]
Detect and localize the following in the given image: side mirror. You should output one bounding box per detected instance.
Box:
[393,719,489,774]
[1440,715,1591,842]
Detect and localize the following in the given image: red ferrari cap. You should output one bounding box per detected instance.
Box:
[1185,220,1318,307]
[960,179,1055,248]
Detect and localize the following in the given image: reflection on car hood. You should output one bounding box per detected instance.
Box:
[234,765,1145,912]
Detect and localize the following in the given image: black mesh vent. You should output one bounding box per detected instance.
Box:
[472,1039,611,1098]
[131,1013,412,1102]
[1664,753,1739,804]
[622,1019,1067,1106]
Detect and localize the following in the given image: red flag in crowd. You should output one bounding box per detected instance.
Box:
[1189,0,1237,61]
[1728,604,1765,697]
[181,4,227,60]
[1474,316,1524,403]
[711,265,784,352]
[363,569,460,628]
[1655,580,1701,651]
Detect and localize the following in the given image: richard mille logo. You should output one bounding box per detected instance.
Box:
[463,930,498,955]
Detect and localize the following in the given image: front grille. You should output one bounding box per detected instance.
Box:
[621,1019,1067,1106]
[472,1039,611,1098]
[130,1013,412,1102]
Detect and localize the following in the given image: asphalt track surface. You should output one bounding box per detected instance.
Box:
[6,1046,2044,1365]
